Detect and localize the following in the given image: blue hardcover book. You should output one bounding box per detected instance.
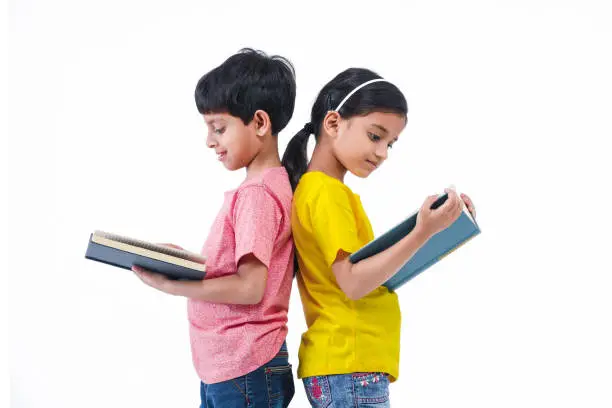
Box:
[85,230,206,280]
[349,193,480,291]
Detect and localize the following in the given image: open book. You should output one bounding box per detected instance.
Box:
[85,230,206,280]
[349,191,480,291]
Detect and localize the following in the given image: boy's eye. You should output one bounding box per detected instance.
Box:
[213,127,226,135]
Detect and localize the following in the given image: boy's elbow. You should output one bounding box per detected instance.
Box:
[244,288,265,305]
[240,277,266,305]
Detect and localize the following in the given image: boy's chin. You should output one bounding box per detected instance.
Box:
[224,164,242,171]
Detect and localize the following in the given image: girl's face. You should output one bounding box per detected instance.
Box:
[329,111,407,178]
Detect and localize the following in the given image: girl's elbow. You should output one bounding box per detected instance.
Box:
[338,280,363,301]
[345,287,366,301]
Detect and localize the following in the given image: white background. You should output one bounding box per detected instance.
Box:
[6,0,612,407]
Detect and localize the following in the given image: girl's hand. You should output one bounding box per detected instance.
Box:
[416,188,463,238]
[132,265,172,294]
[460,193,476,220]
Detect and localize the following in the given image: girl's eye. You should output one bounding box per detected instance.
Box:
[388,143,394,149]
[368,132,381,142]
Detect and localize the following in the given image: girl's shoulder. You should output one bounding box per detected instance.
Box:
[298,171,353,195]
[295,172,359,210]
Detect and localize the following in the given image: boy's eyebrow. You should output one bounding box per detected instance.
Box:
[205,118,226,125]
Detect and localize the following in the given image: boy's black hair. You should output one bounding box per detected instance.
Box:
[195,48,296,136]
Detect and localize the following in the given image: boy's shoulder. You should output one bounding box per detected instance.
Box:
[235,167,292,204]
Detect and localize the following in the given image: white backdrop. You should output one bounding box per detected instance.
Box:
[6,0,612,407]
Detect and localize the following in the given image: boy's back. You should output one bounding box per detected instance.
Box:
[189,166,294,384]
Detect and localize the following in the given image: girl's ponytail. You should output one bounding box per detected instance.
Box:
[282,123,314,191]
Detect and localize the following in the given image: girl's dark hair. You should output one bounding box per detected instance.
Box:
[281,68,408,190]
[195,48,296,136]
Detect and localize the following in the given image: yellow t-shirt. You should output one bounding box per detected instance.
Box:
[292,171,401,382]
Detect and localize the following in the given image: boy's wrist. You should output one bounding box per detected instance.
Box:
[160,279,179,296]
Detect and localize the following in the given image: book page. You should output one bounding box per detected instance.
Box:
[93,231,207,263]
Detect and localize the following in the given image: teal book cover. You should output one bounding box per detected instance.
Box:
[349,194,480,291]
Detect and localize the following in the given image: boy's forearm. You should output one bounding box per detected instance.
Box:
[163,274,261,305]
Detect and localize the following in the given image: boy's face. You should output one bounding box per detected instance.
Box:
[203,113,261,171]
[331,111,406,178]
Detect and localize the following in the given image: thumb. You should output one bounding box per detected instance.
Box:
[158,243,184,250]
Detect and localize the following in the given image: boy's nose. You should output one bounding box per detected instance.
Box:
[206,132,217,148]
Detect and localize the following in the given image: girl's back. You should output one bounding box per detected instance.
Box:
[292,171,401,381]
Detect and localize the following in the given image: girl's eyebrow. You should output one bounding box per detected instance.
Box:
[371,124,389,134]
[371,124,398,142]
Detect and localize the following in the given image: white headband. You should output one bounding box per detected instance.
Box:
[333,78,390,112]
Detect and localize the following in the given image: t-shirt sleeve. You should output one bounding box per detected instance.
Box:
[232,185,282,269]
[309,185,363,268]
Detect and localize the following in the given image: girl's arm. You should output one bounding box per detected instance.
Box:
[133,253,267,305]
[332,189,465,300]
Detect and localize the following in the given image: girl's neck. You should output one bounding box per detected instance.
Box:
[308,141,347,183]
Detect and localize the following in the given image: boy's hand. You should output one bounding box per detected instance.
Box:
[460,193,476,219]
[416,188,463,238]
[157,243,185,250]
[132,266,172,294]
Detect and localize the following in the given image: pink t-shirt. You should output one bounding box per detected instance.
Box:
[188,167,294,384]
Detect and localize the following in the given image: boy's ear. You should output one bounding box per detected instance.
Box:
[323,111,341,139]
[253,110,272,137]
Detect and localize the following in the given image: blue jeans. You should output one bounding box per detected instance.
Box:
[303,373,391,408]
[200,342,294,408]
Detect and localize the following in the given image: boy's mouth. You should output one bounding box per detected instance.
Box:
[216,151,227,161]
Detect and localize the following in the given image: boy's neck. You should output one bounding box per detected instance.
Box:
[245,135,283,180]
[308,141,347,183]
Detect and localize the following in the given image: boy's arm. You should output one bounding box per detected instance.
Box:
[133,253,267,305]
[134,185,280,304]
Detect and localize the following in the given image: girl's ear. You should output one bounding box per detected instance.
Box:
[322,111,341,140]
[253,110,272,137]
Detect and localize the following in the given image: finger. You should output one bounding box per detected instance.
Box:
[442,190,459,214]
[422,194,439,212]
[466,203,476,218]
[461,195,474,210]
[455,200,464,219]
[449,194,463,220]
[460,194,476,218]
[133,269,146,282]
[158,243,183,250]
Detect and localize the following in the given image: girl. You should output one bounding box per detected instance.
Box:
[282,68,476,407]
